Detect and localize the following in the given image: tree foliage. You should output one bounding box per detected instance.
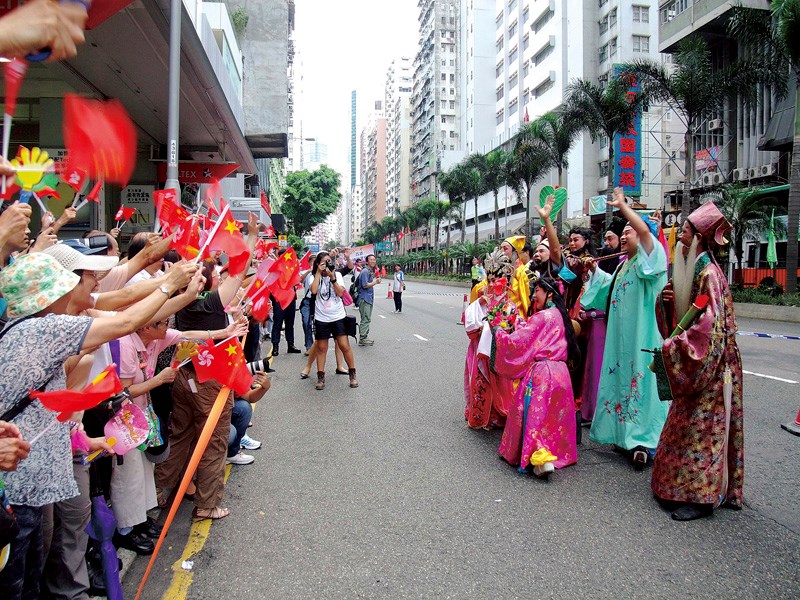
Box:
[282,165,342,236]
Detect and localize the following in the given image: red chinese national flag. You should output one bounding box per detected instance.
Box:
[244,258,278,302]
[63,94,137,187]
[31,365,123,422]
[266,248,300,309]
[200,214,250,276]
[254,238,278,261]
[260,190,272,216]
[191,338,253,395]
[154,189,202,259]
[299,251,311,272]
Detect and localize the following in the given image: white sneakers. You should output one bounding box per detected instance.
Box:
[240,434,262,450]
[226,451,254,465]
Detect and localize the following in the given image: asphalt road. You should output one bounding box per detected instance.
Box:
[125,281,800,600]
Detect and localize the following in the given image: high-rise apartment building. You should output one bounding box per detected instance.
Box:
[350,90,358,191]
[303,137,328,171]
[351,185,365,242]
[410,0,462,206]
[362,102,388,227]
[385,58,414,216]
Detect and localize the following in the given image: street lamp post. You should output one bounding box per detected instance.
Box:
[164,0,182,195]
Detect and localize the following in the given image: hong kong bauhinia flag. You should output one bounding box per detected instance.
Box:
[191,338,253,395]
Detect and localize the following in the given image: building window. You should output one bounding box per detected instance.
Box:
[598,43,608,63]
[599,161,609,177]
[508,0,517,11]
[450,100,455,109]
[497,109,504,125]
[523,60,530,77]
[533,8,553,33]
[523,6,529,22]
[509,45,518,63]
[441,116,446,123]
[509,98,518,115]
[610,36,618,56]
[633,35,650,53]
[599,0,608,6]
[534,42,553,65]
[496,61,503,77]
[523,88,530,104]
[509,72,518,88]
[534,77,554,98]
[599,135,608,148]
[496,12,503,28]
[441,73,446,81]
[523,33,530,51]
[609,8,617,27]
[632,5,650,23]
[508,20,517,38]
[599,16,608,35]
[496,37,503,53]
[497,84,504,101]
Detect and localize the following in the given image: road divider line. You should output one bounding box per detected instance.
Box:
[414,334,429,341]
[743,370,798,384]
[379,315,386,319]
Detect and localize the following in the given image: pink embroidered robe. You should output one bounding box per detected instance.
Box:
[492,307,577,469]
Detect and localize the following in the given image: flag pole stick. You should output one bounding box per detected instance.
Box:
[2,112,12,195]
[135,330,247,600]
[193,204,230,264]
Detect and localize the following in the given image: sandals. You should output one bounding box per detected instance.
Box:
[300,371,310,379]
[192,506,230,520]
[156,488,169,509]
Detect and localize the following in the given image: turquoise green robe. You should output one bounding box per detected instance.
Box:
[581,233,669,450]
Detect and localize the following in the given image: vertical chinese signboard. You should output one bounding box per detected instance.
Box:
[612,64,642,196]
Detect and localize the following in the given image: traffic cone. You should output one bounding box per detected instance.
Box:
[458,293,468,325]
[387,283,393,299]
[781,405,800,436]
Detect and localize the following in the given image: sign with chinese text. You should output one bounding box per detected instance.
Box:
[350,244,375,262]
[278,235,288,248]
[612,64,642,196]
[120,185,155,227]
[694,146,721,171]
[375,241,393,251]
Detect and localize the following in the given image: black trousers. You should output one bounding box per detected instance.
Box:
[271,296,296,349]
[393,291,402,311]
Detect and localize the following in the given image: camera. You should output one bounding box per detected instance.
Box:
[82,235,111,253]
[246,360,268,375]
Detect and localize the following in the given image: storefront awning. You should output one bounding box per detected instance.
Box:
[758,79,796,152]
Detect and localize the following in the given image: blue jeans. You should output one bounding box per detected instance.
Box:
[228,398,253,458]
[299,298,314,350]
[0,503,45,600]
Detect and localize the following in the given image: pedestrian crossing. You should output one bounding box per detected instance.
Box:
[737,331,800,341]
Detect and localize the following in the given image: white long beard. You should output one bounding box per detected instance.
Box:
[673,238,699,318]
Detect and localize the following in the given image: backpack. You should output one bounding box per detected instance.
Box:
[348,274,360,305]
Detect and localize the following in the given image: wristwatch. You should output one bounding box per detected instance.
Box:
[158,284,171,297]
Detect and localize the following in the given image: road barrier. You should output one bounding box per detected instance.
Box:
[781,405,800,436]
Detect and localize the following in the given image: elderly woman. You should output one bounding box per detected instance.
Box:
[492,277,579,478]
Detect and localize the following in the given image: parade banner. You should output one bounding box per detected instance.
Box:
[350,244,374,261]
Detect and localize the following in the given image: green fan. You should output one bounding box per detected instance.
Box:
[538,185,568,218]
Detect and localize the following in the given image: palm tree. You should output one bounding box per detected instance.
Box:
[440,163,472,244]
[415,199,436,250]
[464,153,489,246]
[524,111,581,230]
[728,1,800,292]
[716,184,786,274]
[565,74,645,227]
[623,35,768,219]
[510,128,550,238]
[480,149,510,241]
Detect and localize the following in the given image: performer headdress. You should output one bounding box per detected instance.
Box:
[687,201,731,246]
[484,248,515,278]
[503,235,526,255]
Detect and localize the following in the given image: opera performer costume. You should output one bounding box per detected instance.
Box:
[582,230,669,456]
[462,250,516,429]
[651,202,743,519]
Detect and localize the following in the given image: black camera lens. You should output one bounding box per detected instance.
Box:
[246,360,265,375]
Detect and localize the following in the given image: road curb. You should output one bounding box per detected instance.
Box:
[405,277,471,289]
[735,302,800,323]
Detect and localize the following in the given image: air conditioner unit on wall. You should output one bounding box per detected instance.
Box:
[708,118,724,131]
[732,168,748,181]
[760,163,776,176]
[702,172,715,186]
[748,167,759,179]
[712,173,725,185]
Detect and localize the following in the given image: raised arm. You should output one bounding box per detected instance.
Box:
[537,194,562,265]
[81,262,198,350]
[608,187,654,254]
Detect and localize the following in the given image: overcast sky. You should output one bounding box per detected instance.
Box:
[293,0,419,187]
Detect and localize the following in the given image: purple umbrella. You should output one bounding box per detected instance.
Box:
[85,495,123,600]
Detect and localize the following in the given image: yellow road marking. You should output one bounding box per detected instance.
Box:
[162,464,232,600]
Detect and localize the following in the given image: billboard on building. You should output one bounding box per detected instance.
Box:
[612,65,642,197]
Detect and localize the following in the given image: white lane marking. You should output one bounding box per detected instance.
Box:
[414,334,429,341]
[379,315,386,319]
[743,370,798,384]
[436,301,443,304]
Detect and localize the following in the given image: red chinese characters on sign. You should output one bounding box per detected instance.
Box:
[612,65,642,196]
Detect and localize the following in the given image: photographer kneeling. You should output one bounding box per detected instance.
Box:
[309,252,358,390]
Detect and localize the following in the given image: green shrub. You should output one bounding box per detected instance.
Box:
[732,287,800,307]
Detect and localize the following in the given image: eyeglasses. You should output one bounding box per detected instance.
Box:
[152,320,169,328]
